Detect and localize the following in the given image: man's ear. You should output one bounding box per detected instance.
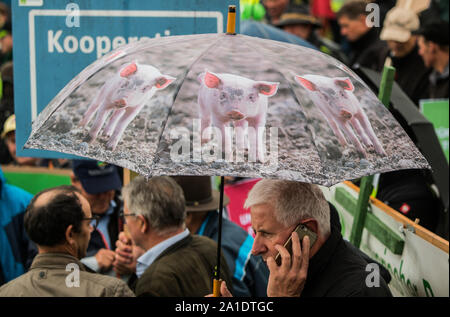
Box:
[300,218,319,235]
[70,172,78,185]
[65,224,76,244]
[430,42,440,54]
[358,14,367,25]
[137,215,148,234]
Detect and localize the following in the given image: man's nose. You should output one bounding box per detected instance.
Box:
[251,236,266,256]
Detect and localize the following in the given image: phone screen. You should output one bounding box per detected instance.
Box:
[274,224,317,266]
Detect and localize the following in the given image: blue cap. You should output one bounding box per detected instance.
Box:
[72,160,122,195]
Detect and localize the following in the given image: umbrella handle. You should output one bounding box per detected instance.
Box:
[213,279,222,297]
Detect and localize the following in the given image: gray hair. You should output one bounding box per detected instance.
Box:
[122,176,186,235]
[244,180,330,236]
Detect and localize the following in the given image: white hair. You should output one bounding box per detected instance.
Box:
[244,180,330,236]
[122,176,186,235]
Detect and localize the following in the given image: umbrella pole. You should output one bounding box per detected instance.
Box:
[213,5,236,297]
[213,176,225,297]
[349,66,396,248]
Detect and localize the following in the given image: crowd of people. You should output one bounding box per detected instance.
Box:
[0,0,448,297]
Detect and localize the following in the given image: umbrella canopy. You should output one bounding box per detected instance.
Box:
[25,32,429,187]
[240,20,318,50]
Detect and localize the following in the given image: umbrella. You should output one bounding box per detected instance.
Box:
[24,6,429,294]
[240,20,318,50]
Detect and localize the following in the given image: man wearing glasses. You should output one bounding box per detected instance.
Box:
[71,160,123,276]
[0,185,134,296]
[118,176,232,297]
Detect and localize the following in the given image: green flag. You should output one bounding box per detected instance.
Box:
[420,99,449,162]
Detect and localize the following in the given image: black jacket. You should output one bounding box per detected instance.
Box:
[133,235,232,297]
[348,27,388,72]
[383,45,432,106]
[86,194,123,257]
[301,204,393,297]
[428,64,449,99]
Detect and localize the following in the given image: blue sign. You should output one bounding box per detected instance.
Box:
[12,0,238,158]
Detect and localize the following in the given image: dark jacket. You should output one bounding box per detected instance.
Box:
[0,167,33,286]
[0,253,135,297]
[198,211,269,297]
[134,234,233,297]
[382,45,432,106]
[347,27,388,71]
[301,204,393,297]
[377,169,439,232]
[428,63,449,99]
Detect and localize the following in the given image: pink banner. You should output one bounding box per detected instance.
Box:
[224,178,261,236]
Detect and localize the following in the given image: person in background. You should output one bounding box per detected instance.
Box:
[336,0,387,71]
[0,185,134,296]
[262,0,291,25]
[379,6,431,106]
[0,3,12,66]
[415,21,449,99]
[0,61,14,165]
[70,160,123,275]
[0,165,34,286]
[1,115,40,166]
[172,176,269,297]
[119,176,232,297]
[274,5,348,63]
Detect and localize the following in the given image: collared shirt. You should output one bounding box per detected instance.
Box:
[430,62,449,85]
[94,200,116,249]
[136,229,190,278]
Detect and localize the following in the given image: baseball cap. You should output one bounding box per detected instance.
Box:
[380,7,420,43]
[72,160,122,195]
[412,21,449,46]
[1,114,15,138]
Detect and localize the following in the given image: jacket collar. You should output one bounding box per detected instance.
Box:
[351,27,380,51]
[305,208,343,285]
[154,234,193,262]
[30,253,87,271]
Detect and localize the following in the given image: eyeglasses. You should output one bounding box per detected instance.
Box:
[119,211,139,223]
[83,215,100,230]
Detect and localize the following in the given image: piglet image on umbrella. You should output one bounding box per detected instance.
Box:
[295,75,386,158]
[80,61,175,151]
[197,70,279,162]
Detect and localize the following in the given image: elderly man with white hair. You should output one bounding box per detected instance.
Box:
[217,179,393,297]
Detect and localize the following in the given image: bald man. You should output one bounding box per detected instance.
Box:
[0,185,134,297]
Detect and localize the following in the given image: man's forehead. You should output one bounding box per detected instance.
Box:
[250,204,278,228]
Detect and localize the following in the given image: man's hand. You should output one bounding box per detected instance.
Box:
[205,281,233,297]
[95,248,116,271]
[113,231,143,276]
[266,233,310,297]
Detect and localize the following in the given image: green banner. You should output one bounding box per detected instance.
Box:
[420,99,449,162]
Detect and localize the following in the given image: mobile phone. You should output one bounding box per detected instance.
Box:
[274,224,317,266]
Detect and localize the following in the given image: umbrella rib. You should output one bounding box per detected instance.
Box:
[149,35,224,171]
[240,39,332,185]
